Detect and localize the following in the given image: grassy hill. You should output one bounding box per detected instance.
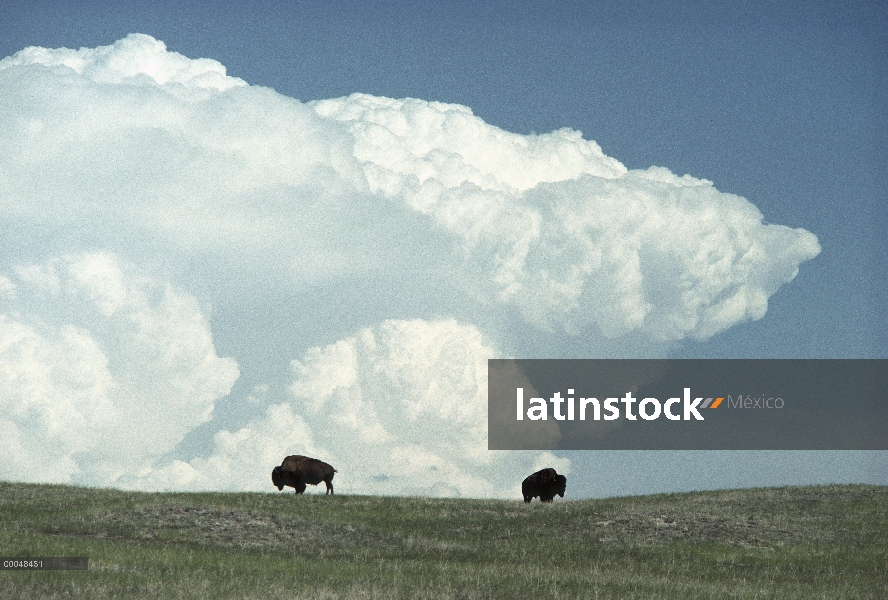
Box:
[1,482,885,599]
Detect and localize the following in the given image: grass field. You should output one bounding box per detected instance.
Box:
[1,482,885,599]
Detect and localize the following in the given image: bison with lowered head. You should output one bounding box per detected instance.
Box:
[272,455,337,495]
[522,467,567,503]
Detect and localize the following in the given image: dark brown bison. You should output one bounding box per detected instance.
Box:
[272,455,337,495]
[522,468,567,503]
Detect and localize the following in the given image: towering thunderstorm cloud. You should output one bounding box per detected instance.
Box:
[0,35,820,496]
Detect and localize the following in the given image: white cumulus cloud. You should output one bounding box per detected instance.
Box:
[313,94,820,338]
[0,34,819,342]
[0,253,239,486]
[0,35,821,495]
[285,318,569,497]
[136,319,566,498]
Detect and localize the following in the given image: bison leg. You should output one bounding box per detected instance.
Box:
[295,480,307,494]
[324,478,334,494]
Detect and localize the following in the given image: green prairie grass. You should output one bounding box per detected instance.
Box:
[1,483,885,599]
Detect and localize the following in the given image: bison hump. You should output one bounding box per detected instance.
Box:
[280,455,313,469]
[535,468,558,482]
[280,454,334,473]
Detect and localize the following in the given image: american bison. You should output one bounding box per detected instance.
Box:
[522,467,567,503]
[272,455,337,495]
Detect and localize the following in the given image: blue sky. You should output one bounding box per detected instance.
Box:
[0,1,884,497]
